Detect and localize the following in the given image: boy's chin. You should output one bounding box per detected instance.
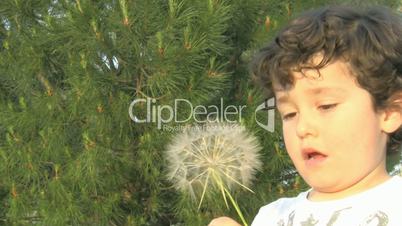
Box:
[303,177,345,195]
[307,181,370,201]
[307,185,347,201]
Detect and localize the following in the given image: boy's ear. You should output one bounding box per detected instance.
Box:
[381,93,402,133]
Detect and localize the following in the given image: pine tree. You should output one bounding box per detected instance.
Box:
[0,0,400,226]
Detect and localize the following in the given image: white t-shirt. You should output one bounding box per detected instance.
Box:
[252,176,402,226]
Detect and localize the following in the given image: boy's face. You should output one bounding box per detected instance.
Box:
[275,60,395,199]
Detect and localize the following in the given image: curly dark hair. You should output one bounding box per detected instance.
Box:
[252,5,402,153]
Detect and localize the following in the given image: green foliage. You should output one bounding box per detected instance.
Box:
[0,0,400,225]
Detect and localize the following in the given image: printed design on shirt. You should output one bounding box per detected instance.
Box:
[277,219,285,226]
[326,207,351,226]
[300,214,318,226]
[276,208,389,226]
[360,211,388,226]
[287,210,295,226]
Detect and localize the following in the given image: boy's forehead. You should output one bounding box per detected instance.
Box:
[274,86,347,103]
[272,59,355,95]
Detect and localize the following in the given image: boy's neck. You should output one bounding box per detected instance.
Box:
[307,168,391,202]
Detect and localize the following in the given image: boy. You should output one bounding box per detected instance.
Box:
[209,5,402,226]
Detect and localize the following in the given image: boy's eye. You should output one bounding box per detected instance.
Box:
[318,103,337,111]
[282,112,297,121]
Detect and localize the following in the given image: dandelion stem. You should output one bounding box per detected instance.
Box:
[212,169,248,226]
[211,170,229,208]
[197,170,210,209]
[223,186,248,226]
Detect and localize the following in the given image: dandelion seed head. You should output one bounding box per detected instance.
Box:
[166,123,262,199]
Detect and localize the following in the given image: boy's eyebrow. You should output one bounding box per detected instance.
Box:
[307,87,347,95]
[276,95,290,105]
[276,87,347,105]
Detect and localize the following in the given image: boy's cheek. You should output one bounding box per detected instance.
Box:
[282,135,300,160]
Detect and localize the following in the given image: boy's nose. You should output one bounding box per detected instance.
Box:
[295,113,318,139]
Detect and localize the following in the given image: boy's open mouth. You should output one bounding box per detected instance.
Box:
[307,152,326,159]
[302,148,327,161]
